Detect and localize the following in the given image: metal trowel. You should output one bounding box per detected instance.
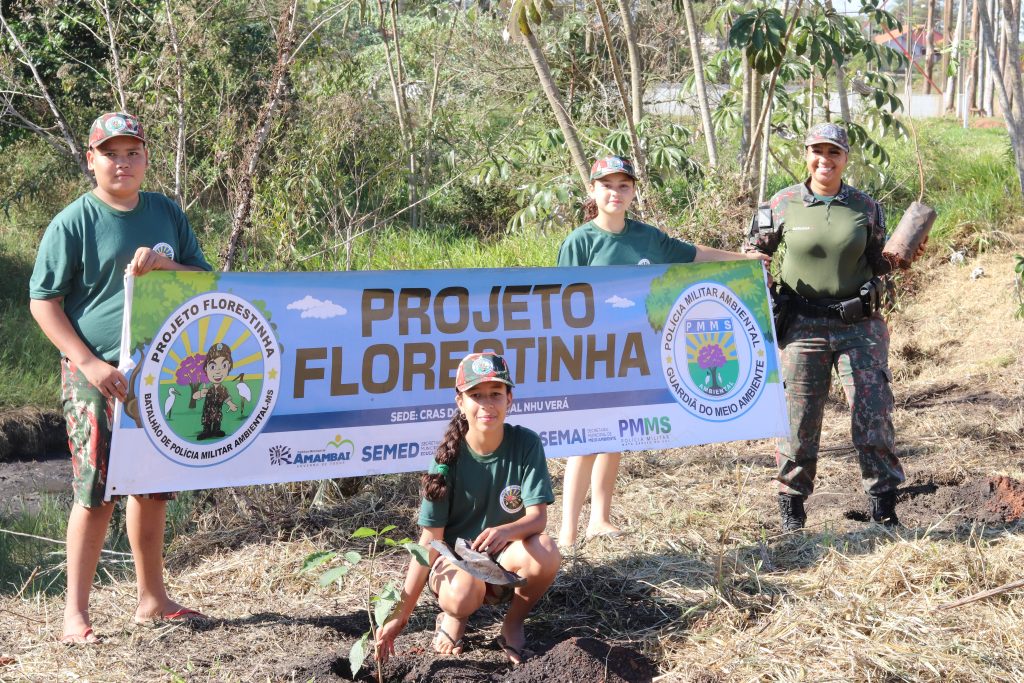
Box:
[430,538,527,587]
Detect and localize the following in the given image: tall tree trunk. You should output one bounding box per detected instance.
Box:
[999,1,1010,112]
[221,0,299,271]
[97,0,128,111]
[940,0,954,95]
[1008,0,1021,117]
[1000,0,1024,118]
[377,0,419,229]
[983,0,997,114]
[824,0,851,121]
[835,64,851,122]
[740,54,752,165]
[968,0,981,112]
[978,0,1024,195]
[680,0,718,168]
[945,0,966,112]
[165,0,187,206]
[742,0,803,179]
[924,0,937,94]
[521,26,591,187]
[757,96,774,204]
[807,71,814,128]
[746,70,763,189]
[595,0,648,184]
[614,0,643,123]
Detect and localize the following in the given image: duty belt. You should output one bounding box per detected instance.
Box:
[793,296,845,319]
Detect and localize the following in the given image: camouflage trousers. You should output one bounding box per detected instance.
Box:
[61,358,174,508]
[775,313,904,497]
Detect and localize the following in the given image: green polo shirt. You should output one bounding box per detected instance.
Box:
[749,182,890,299]
[29,191,211,361]
[557,218,697,267]
[419,424,554,548]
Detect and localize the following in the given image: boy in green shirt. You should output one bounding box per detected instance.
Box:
[29,112,211,643]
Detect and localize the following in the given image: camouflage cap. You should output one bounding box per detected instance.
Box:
[455,352,515,392]
[88,112,146,148]
[804,122,849,152]
[590,155,637,181]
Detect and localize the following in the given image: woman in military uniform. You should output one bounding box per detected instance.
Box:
[745,123,920,531]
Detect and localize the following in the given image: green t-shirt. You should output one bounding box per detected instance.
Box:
[29,191,211,361]
[557,218,697,267]
[419,424,554,548]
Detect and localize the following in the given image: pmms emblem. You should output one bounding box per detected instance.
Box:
[138,292,281,467]
[660,282,768,422]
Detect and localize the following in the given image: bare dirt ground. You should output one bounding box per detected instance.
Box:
[1,248,1023,682]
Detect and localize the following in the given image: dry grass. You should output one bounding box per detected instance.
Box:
[2,248,1024,682]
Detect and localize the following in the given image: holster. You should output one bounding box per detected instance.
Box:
[834,297,865,324]
[858,276,883,317]
[770,285,795,342]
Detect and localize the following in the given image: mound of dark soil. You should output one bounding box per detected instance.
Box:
[932,476,1024,525]
[0,407,65,462]
[279,636,656,682]
[502,637,656,683]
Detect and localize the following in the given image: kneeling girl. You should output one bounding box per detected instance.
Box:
[376,352,560,665]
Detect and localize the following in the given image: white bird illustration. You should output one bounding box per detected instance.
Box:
[164,387,180,418]
[703,371,711,386]
[235,373,252,416]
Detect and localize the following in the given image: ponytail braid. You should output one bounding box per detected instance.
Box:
[421,411,468,501]
[582,196,598,222]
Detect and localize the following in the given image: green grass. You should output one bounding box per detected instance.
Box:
[867,120,1023,251]
[0,220,64,410]
[0,492,199,596]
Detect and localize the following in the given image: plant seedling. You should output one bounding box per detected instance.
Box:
[302,526,429,682]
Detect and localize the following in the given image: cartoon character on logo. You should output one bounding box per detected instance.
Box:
[192,342,238,440]
[499,485,523,514]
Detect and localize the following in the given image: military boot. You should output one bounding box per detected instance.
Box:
[870,492,900,527]
[778,494,806,531]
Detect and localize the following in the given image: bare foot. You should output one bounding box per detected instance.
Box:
[584,523,624,540]
[432,612,467,655]
[557,529,578,547]
[62,611,97,644]
[134,599,205,624]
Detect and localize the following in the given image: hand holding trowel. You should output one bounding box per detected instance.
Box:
[430,538,528,587]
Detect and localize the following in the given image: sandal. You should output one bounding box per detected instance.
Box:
[134,607,208,627]
[60,627,100,645]
[432,613,464,654]
[495,635,532,665]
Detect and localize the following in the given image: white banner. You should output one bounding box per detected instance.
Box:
[107,261,788,497]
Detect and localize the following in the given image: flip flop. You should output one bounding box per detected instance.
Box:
[432,613,464,654]
[60,627,100,645]
[134,607,208,627]
[495,635,532,665]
